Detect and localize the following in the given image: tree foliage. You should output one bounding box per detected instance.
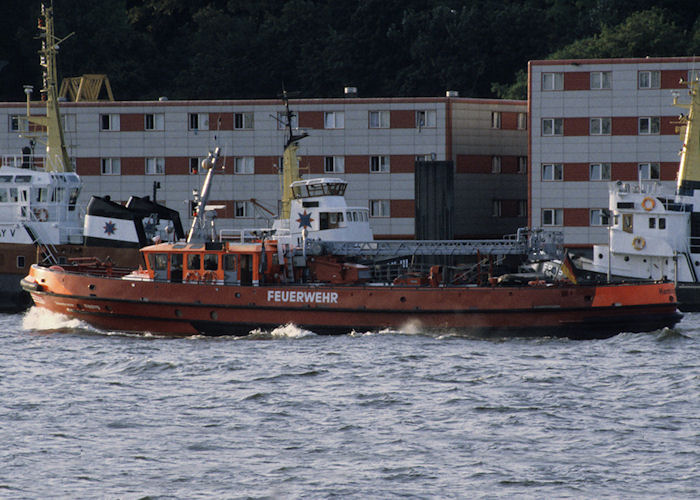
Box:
[1,1,698,101]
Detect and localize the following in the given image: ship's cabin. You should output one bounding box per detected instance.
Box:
[0,164,81,223]
[141,240,281,286]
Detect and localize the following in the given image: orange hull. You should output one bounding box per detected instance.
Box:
[23,264,681,339]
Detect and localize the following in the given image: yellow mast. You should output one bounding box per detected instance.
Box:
[22,3,74,172]
[279,93,308,219]
[675,76,700,194]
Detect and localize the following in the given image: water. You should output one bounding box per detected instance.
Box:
[1,309,698,499]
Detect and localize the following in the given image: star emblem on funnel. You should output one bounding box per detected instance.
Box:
[103,220,117,235]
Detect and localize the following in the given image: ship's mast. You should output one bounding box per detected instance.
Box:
[22,2,74,172]
[675,76,700,195]
[187,148,223,242]
[279,92,308,219]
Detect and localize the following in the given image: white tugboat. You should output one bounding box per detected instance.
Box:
[573,75,700,310]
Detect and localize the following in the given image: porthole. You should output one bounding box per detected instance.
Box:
[175,309,182,318]
[598,253,603,260]
[210,311,218,320]
[400,297,406,303]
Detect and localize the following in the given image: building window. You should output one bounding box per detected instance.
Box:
[416,110,437,128]
[369,111,389,129]
[590,209,610,226]
[145,157,165,175]
[370,155,390,173]
[517,112,527,130]
[518,200,527,217]
[324,111,344,129]
[234,201,253,218]
[99,114,119,131]
[277,111,298,130]
[234,112,254,130]
[638,70,660,89]
[189,157,201,174]
[638,162,660,180]
[415,154,435,162]
[590,71,612,90]
[542,72,563,91]
[517,156,528,174]
[542,118,563,136]
[659,217,666,229]
[188,113,208,131]
[491,156,502,174]
[370,200,390,217]
[590,117,611,135]
[492,200,502,217]
[542,163,563,181]
[491,111,501,129]
[324,156,344,173]
[17,255,26,269]
[590,163,611,181]
[542,208,563,226]
[145,113,164,131]
[639,117,660,135]
[101,158,120,175]
[234,157,254,174]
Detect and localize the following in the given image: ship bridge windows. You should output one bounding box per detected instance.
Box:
[320,212,344,230]
[292,182,347,199]
[187,254,201,271]
[14,175,32,183]
[68,188,80,211]
[203,254,219,271]
[33,187,48,203]
[0,176,13,183]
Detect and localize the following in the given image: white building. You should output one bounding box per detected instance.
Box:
[1,92,527,239]
[529,56,700,249]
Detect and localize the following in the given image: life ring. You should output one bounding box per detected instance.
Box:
[34,208,49,221]
[202,271,216,283]
[642,197,655,211]
[185,271,200,283]
[632,236,646,250]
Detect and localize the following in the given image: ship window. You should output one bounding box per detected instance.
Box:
[16,255,25,268]
[622,214,633,233]
[659,218,666,230]
[150,254,168,271]
[187,254,201,271]
[0,176,12,183]
[649,218,656,229]
[68,188,79,211]
[203,254,218,270]
[9,188,18,202]
[15,175,32,183]
[319,212,342,230]
[0,189,7,202]
[223,254,237,271]
[171,254,183,270]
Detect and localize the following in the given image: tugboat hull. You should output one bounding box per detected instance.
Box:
[23,265,681,339]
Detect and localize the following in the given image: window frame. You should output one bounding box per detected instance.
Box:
[369,199,390,218]
[491,156,502,174]
[324,111,345,129]
[233,156,255,174]
[369,155,390,173]
[144,113,164,131]
[542,208,563,226]
[542,118,563,136]
[590,209,610,226]
[542,163,563,181]
[324,156,345,173]
[590,71,612,90]
[145,157,165,175]
[369,110,389,129]
[638,117,660,135]
[638,70,661,89]
[100,157,121,175]
[590,117,611,135]
[589,163,611,181]
[234,200,253,218]
[542,72,564,91]
[234,111,254,130]
[491,111,501,129]
[415,110,437,128]
[638,162,660,180]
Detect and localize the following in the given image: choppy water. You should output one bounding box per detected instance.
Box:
[1,308,698,499]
